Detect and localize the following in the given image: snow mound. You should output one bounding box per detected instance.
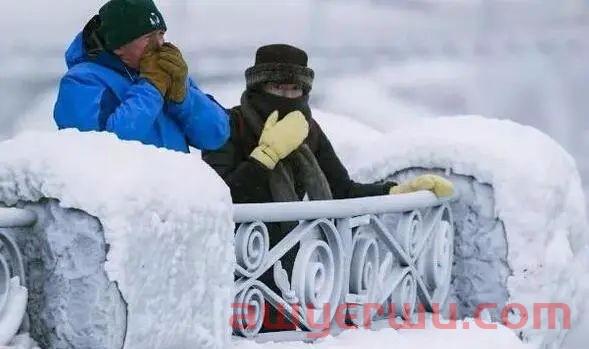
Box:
[0,130,235,348]
[316,114,587,349]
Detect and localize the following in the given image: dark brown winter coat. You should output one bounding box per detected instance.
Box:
[202,105,395,204]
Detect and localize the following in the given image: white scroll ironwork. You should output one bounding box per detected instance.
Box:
[0,207,36,343]
[232,191,456,338]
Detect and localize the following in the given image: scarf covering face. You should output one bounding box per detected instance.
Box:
[241,90,333,202]
[246,89,311,121]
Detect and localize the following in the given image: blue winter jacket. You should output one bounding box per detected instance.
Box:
[54,33,229,153]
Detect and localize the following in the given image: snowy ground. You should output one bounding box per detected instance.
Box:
[232,318,535,349]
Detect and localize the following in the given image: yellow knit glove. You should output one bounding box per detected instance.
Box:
[250,111,309,170]
[390,174,454,198]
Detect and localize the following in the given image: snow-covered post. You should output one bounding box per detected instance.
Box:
[0,131,236,349]
[0,207,34,345]
[319,114,588,349]
[232,192,456,340]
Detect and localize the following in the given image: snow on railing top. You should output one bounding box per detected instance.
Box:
[233,191,455,223]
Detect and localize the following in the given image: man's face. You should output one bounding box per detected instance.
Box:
[114,30,165,70]
[263,83,304,99]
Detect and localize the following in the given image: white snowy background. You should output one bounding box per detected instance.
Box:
[0,1,588,348]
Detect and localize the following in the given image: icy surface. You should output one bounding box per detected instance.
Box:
[4,202,126,349]
[388,168,511,322]
[315,113,588,349]
[5,333,41,349]
[0,130,235,348]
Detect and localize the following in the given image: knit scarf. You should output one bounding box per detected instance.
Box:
[241,90,333,202]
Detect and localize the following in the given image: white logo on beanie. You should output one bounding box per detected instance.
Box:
[149,12,161,27]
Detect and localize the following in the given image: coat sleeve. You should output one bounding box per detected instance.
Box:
[166,78,230,151]
[313,122,397,199]
[201,117,272,204]
[54,73,164,141]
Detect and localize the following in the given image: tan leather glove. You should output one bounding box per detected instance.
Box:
[250,111,309,170]
[158,43,188,103]
[390,174,454,198]
[139,49,171,97]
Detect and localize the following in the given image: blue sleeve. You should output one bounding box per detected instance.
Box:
[54,72,163,141]
[166,78,230,150]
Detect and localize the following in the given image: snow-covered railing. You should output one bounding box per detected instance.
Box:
[232,191,456,339]
[0,207,35,344]
[0,208,36,229]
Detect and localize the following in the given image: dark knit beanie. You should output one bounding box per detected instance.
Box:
[245,44,315,94]
[98,0,167,51]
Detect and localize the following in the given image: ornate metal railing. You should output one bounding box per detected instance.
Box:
[232,191,456,339]
[0,192,456,343]
[0,207,35,342]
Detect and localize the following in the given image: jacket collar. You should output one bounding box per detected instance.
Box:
[93,51,139,81]
[65,31,139,81]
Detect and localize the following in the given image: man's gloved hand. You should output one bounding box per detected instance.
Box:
[139,49,171,97]
[158,43,188,103]
[250,111,309,170]
[390,174,454,198]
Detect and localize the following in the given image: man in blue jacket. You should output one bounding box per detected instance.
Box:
[54,0,229,152]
